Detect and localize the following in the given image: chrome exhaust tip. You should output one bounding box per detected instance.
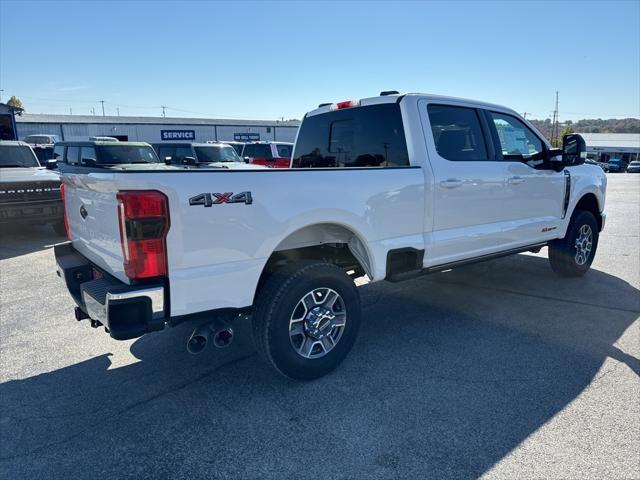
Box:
[186,325,210,354]
[212,327,234,348]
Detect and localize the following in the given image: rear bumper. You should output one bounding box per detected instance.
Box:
[0,200,63,224]
[54,242,167,340]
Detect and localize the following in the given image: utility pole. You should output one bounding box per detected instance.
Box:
[551,91,559,147]
[91,107,96,116]
[0,89,4,102]
[117,107,120,117]
[161,106,166,118]
[69,107,73,115]
[100,100,105,116]
[522,112,528,120]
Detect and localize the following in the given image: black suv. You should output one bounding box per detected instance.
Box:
[0,141,65,234]
[152,142,251,168]
[54,141,161,169]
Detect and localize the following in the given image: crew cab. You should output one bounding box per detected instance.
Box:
[241,141,293,168]
[0,141,65,234]
[152,142,266,169]
[54,92,606,380]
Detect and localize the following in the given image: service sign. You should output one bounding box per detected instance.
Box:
[234,133,260,141]
[161,130,195,141]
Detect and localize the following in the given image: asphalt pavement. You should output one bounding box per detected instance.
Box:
[1,174,638,479]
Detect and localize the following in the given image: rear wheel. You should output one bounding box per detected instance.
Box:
[548,210,599,277]
[252,261,361,380]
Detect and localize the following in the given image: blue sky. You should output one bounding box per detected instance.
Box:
[1,0,638,121]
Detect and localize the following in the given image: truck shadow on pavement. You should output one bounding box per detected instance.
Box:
[0,225,63,260]
[1,255,639,479]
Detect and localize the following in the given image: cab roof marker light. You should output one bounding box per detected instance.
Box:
[330,99,361,111]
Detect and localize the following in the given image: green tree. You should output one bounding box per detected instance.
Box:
[6,95,24,111]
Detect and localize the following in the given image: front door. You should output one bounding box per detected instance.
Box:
[484,110,565,245]
[420,101,511,266]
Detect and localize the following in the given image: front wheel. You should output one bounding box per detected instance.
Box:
[548,210,599,277]
[252,262,361,380]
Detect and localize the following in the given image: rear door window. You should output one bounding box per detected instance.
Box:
[427,105,488,161]
[276,144,293,157]
[80,146,97,165]
[242,144,255,158]
[53,145,65,161]
[292,103,409,168]
[66,146,80,165]
[253,144,273,159]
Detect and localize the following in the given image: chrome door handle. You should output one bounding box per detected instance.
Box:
[508,176,525,185]
[440,179,463,189]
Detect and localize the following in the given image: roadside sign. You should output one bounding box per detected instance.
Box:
[234,133,260,141]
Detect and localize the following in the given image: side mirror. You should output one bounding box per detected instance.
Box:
[45,159,58,170]
[243,157,250,164]
[81,158,96,167]
[164,156,172,165]
[183,156,197,165]
[562,133,587,167]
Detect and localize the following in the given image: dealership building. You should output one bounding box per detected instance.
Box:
[15,113,300,144]
[579,132,640,166]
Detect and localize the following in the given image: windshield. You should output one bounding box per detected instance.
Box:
[0,145,40,167]
[194,145,241,163]
[24,135,55,145]
[97,145,160,164]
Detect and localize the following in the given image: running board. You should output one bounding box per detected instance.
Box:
[386,243,547,282]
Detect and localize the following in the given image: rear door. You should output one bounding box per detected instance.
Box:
[419,101,510,265]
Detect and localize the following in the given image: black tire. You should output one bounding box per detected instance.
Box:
[548,210,599,277]
[252,261,361,380]
[52,221,67,237]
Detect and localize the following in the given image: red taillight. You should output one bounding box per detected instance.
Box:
[331,99,361,110]
[60,183,70,240]
[116,190,170,280]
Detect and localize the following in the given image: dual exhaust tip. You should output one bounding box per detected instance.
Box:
[187,319,234,354]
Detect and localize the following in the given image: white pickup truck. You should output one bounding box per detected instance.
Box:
[55,92,607,380]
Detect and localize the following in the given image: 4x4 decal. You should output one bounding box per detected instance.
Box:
[189,191,253,207]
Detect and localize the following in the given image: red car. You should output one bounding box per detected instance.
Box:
[241,142,293,168]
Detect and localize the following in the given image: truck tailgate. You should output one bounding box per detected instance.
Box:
[64,173,128,283]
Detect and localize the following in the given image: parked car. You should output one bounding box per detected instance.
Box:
[219,141,245,156]
[54,92,606,380]
[54,140,170,170]
[241,141,293,168]
[607,158,623,172]
[586,158,609,173]
[626,160,640,173]
[89,136,119,142]
[23,134,61,145]
[152,142,266,169]
[0,141,65,234]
